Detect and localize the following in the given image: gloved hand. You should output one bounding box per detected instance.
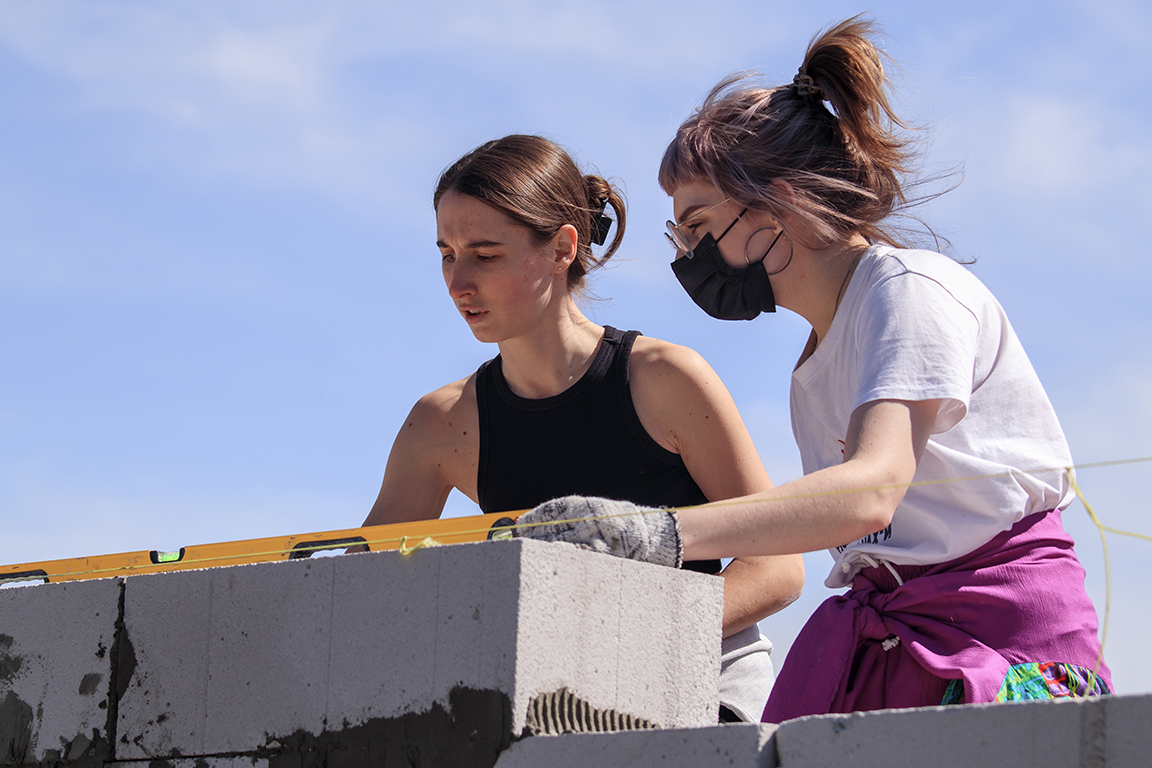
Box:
[514,495,682,568]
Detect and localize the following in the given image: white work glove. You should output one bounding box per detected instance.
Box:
[514,495,683,568]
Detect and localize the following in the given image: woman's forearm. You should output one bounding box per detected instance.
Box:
[680,460,902,560]
[719,554,805,636]
[682,398,938,560]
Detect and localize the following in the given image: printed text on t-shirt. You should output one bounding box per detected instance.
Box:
[836,523,893,553]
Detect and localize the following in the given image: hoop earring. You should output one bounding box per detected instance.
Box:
[745,228,794,276]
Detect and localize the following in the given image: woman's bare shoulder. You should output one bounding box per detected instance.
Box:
[629,335,722,395]
[628,334,769,497]
[406,374,480,442]
[364,373,482,526]
[417,374,476,411]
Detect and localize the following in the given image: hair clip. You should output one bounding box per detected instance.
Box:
[793,70,823,100]
[591,212,613,246]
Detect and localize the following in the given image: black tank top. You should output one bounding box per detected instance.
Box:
[476,327,720,574]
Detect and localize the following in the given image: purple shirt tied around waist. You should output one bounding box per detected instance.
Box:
[762,508,1110,723]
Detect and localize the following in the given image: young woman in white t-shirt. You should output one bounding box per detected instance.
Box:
[517,15,1111,719]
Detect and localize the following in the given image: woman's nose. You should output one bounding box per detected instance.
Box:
[446,261,476,299]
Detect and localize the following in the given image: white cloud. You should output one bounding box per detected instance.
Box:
[0,3,413,205]
[989,96,1150,193]
[199,26,327,104]
[0,0,805,208]
[999,98,1096,189]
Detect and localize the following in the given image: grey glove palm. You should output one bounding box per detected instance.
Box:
[515,495,683,568]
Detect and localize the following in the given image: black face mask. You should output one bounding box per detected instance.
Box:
[671,231,777,321]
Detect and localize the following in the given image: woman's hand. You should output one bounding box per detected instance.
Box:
[515,495,683,568]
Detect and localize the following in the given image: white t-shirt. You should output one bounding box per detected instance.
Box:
[790,246,1074,588]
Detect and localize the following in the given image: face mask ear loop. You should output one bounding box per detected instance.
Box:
[715,208,748,245]
[766,232,794,276]
[746,228,794,275]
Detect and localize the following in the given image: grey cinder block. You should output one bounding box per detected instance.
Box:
[115,539,723,761]
[490,694,1152,768]
[116,760,267,767]
[494,723,778,767]
[770,693,1152,768]
[0,578,122,766]
[1103,691,1152,766]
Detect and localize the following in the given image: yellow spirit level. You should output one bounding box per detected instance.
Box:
[0,512,519,586]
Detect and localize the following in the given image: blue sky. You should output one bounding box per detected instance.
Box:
[2,1,1150,694]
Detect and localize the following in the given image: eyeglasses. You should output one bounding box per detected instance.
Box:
[664,198,733,255]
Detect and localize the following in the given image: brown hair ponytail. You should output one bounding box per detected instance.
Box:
[660,15,934,249]
[579,174,626,286]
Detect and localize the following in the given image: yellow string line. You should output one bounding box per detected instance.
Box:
[515,457,1152,544]
[1065,469,1110,693]
[398,536,440,555]
[8,455,1150,583]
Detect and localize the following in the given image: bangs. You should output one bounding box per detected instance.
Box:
[658,127,710,196]
[659,74,778,197]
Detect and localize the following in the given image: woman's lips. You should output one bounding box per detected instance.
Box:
[461,308,487,324]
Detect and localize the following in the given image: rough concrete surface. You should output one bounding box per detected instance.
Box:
[115,539,723,761]
[115,685,511,768]
[493,723,777,767]
[0,578,121,767]
[117,760,268,767]
[770,693,1152,768]
[1099,690,1152,765]
[490,693,1152,767]
[513,541,721,731]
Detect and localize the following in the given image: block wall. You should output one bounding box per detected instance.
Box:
[1,539,722,766]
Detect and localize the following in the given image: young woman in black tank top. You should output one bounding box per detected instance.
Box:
[358,135,804,722]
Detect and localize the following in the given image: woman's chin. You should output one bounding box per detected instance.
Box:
[465,324,502,344]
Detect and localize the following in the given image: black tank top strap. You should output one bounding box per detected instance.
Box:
[475,357,495,511]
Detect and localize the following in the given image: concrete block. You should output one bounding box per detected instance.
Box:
[513,542,721,730]
[117,760,267,767]
[0,578,121,766]
[771,693,1152,768]
[1098,693,1152,767]
[112,560,216,760]
[493,724,777,767]
[116,539,723,762]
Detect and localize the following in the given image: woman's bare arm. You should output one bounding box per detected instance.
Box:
[361,376,480,529]
[629,337,805,635]
[678,397,941,561]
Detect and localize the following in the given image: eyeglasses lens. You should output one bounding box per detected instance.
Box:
[665,222,689,254]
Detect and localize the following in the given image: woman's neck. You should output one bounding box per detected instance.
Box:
[496,303,605,400]
[779,232,871,347]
